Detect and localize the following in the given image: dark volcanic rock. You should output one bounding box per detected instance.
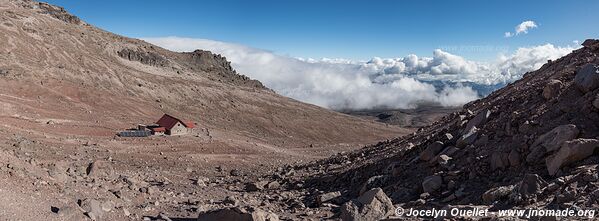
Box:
[117,48,169,67]
[574,63,599,93]
[37,2,82,25]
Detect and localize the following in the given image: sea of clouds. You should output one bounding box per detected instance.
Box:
[143,37,577,110]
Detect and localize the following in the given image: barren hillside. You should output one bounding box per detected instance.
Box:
[0,0,410,220]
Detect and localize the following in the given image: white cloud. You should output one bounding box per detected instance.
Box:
[516,21,538,34]
[505,20,538,38]
[143,37,576,110]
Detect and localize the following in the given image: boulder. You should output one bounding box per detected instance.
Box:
[542,80,562,100]
[422,175,443,193]
[518,174,547,199]
[574,63,599,93]
[86,160,114,179]
[419,141,444,161]
[582,39,599,48]
[526,145,547,163]
[546,139,599,175]
[245,181,269,191]
[48,163,69,184]
[78,198,103,221]
[482,185,515,203]
[428,146,459,165]
[533,124,579,152]
[464,109,491,132]
[339,188,394,221]
[316,191,341,205]
[197,206,279,221]
[456,127,479,148]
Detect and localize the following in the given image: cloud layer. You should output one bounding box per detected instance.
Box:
[143,37,576,110]
[505,20,538,37]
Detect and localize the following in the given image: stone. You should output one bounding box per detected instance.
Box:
[518,174,547,199]
[266,181,280,189]
[594,94,599,109]
[195,177,209,186]
[197,206,279,221]
[123,208,131,216]
[542,80,562,100]
[245,181,268,191]
[48,163,69,184]
[79,198,104,221]
[526,145,547,163]
[457,127,479,148]
[443,133,454,142]
[316,191,341,205]
[437,154,452,166]
[230,169,241,176]
[482,185,515,203]
[436,146,459,159]
[159,213,173,221]
[574,63,599,93]
[420,141,444,161]
[422,175,443,193]
[223,196,239,206]
[533,124,579,152]
[508,150,521,167]
[339,188,394,221]
[359,175,387,195]
[86,160,113,179]
[546,139,599,175]
[489,152,508,171]
[464,109,491,132]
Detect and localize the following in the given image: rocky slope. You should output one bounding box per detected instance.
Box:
[271,39,599,220]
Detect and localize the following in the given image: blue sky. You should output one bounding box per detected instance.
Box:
[43,0,598,61]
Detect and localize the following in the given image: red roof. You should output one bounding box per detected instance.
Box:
[156,114,195,130]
